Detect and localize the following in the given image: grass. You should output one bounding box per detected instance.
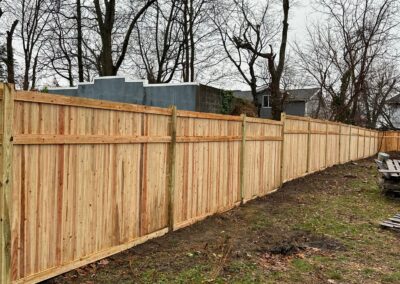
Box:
[51,160,400,284]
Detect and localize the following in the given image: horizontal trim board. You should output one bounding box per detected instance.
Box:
[285,115,310,122]
[284,130,309,134]
[176,110,243,122]
[13,134,172,145]
[245,117,283,125]
[284,130,343,135]
[246,136,283,142]
[15,91,172,116]
[13,228,169,284]
[12,134,283,145]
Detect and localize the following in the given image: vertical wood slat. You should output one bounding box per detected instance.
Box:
[325,121,328,168]
[167,106,177,231]
[348,126,352,161]
[306,117,311,172]
[280,113,286,185]
[5,86,386,284]
[0,84,14,284]
[239,114,246,204]
[338,124,342,164]
[356,128,360,159]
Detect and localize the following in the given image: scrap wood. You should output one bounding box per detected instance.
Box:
[380,214,400,232]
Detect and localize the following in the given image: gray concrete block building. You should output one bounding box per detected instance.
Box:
[49,77,227,114]
[49,76,320,119]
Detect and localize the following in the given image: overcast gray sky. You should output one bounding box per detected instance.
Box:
[288,0,315,47]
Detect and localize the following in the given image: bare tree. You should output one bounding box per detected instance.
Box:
[0,0,18,83]
[4,20,18,84]
[135,0,184,83]
[213,1,270,103]
[76,0,84,82]
[2,0,54,90]
[179,0,218,82]
[295,0,399,127]
[214,0,290,120]
[88,0,156,76]
[44,7,76,87]
[0,2,5,81]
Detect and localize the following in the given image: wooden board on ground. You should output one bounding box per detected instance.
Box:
[380,213,400,232]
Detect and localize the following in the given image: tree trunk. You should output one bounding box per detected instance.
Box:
[270,81,283,120]
[189,0,195,82]
[6,20,18,84]
[99,33,115,76]
[30,54,38,90]
[77,0,84,82]
[183,0,190,82]
[23,59,30,90]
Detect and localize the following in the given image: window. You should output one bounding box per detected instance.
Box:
[262,95,271,108]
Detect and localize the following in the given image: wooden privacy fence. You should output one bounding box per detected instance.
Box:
[380,130,400,152]
[0,83,388,283]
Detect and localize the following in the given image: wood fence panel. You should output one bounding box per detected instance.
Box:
[10,99,171,282]
[244,119,282,200]
[339,125,351,164]
[0,84,4,284]
[326,123,340,167]
[1,84,13,284]
[375,132,380,153]
[244,119,282,199]
[0,87,386,284]
[350,127,359,161]
[383,131,399,152]
[358,128,365,159]
[282,117,308,182]
[371,132,375,154]
[173,115,241,229]
[309,121,328,172]
[364,130,373,158]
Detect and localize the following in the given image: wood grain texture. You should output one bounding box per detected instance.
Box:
[283,114,308,182]
[1,84,14,284]
[3,88,383,284]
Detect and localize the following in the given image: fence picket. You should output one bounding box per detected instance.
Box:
[0,85,394,284]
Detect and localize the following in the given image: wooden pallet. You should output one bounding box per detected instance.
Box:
[377,159,400,178]
[380,214,400,231]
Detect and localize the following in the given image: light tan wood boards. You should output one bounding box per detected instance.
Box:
[0,84,14,284]
[0,85,382,284]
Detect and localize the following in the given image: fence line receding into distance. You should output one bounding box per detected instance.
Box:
[0,83,394,284]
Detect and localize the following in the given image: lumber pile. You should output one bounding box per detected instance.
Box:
[375,153,400,196]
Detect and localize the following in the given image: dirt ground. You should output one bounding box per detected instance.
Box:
[46,158,400,284]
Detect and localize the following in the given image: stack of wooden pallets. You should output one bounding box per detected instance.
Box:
[380,214,400,231]
[375,153,400,196]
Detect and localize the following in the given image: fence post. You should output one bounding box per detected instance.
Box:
[306,117,311,173]
[280,113,286,185]
[379,131,385,152]
[167,106,177,232]
[356,128,360,159]
[0,83,14,284]
[325,122,329,168]
[348,126,352,161]
[239,114,247,204]
[363,130,366,158]
[338,123,342,164]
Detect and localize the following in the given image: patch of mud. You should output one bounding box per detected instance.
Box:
[258,230,346,256]
[255,230,346,272]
